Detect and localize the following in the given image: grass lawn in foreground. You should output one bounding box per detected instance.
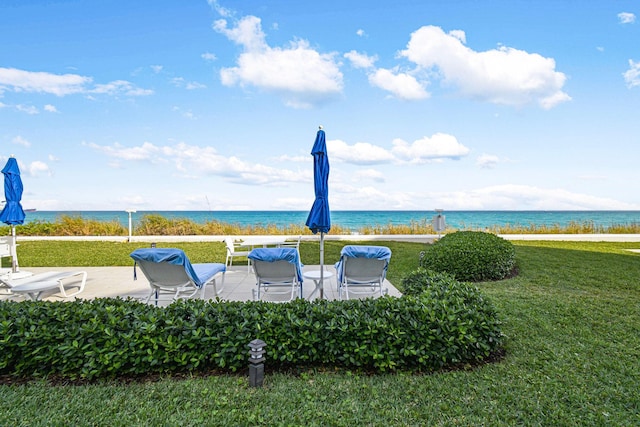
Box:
[1,240,639,426]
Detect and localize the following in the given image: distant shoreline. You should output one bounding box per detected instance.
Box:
[16,234,640,243]
[18,210,640,232]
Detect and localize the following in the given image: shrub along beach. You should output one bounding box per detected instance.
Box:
[4,213,640,236]
[1,231,639,425]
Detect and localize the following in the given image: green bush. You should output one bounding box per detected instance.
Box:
[420,231,516,282]
[400,268,459,296]
[0,293,503,380]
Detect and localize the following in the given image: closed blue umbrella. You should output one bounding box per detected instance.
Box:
[1,157,26,273]
[305,126,330,298]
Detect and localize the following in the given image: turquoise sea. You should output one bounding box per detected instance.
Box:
[22,210,640,232]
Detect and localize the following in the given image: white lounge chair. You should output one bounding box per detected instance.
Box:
[224,237,251,272]
[335,245,391,300]
[0,236,10,259]
[0,270,87,301]
[130,248,226,304]
[280,235,302,251]
[0,237,11,277]
[248,248,303,302]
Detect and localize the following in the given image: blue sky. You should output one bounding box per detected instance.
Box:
[1,0,639,211]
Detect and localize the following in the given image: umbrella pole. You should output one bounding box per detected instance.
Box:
[319,232,324,299]
[11,225,18,273]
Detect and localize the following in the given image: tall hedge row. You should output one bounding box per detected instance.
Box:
[0,288,503,380]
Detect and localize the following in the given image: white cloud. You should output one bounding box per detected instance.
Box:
[399,25,570,109]
[331,181,415,210]
[354,168,385,183]
[419,184,640,211]
[87,140,307,186]
[325,134,470,165]
[90,80,153,96]
[474,185,638,210]
[26,160,51,177]
[12,136,31,147]
[201,52,217,61]
[344,50,377,69]
[328,139,394,165]
[207,0,233,19]
[150,65,163,73]
[214,15,343,108]
[84,141,162,161]
[171,77,207,90]
[275,154,309,162]
[214,15,267,52]
[356,29,366,37]
[391,133,469,163]
[172,106,200,120]
[0,67,90,96]
[15,104,39,115]
[0,67,152,97]
[618,12,636,24]
[368,68,430,100]
[623,60,640,88]
[476,153,500,169]
[44,104,58,113]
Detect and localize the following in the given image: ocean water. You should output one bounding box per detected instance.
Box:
[21,210,640,232]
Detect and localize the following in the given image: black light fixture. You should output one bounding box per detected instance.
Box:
[248,339,266,387]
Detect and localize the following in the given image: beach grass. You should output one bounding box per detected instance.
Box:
[1,240,639,425]
[3,214,640,236]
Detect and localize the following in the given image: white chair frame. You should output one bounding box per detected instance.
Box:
[224,237,251,272]
[338,257,388,300]
[252,259,302,302]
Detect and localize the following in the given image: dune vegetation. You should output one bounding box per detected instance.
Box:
[3,214,640,236]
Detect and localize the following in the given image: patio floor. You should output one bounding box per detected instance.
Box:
[2,264,401,305]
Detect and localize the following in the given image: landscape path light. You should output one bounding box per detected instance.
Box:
[248,339,266,387]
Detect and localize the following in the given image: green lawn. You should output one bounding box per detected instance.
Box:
[1,240,639,426]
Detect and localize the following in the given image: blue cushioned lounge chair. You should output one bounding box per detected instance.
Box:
[130,248,226,304]
[335,245,391,300]
[248,247,303,302]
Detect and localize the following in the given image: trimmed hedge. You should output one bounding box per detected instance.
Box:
[420,231,516,282]
[0,291,503,380]
[401,268,460,297]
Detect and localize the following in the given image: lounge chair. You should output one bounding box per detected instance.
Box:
[0,270,87,301]
[335,245,391,300]
[0,237,11,277]
[224,237,251,272]
[0,236,10,259]
[248,247,303,302]
[130,248,226,304]
[280,235,302,251]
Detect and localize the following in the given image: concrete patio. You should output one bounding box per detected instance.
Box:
[2,264,401,305]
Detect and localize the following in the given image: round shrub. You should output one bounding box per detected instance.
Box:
[401,268,459,296]
[420,231,516,282]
